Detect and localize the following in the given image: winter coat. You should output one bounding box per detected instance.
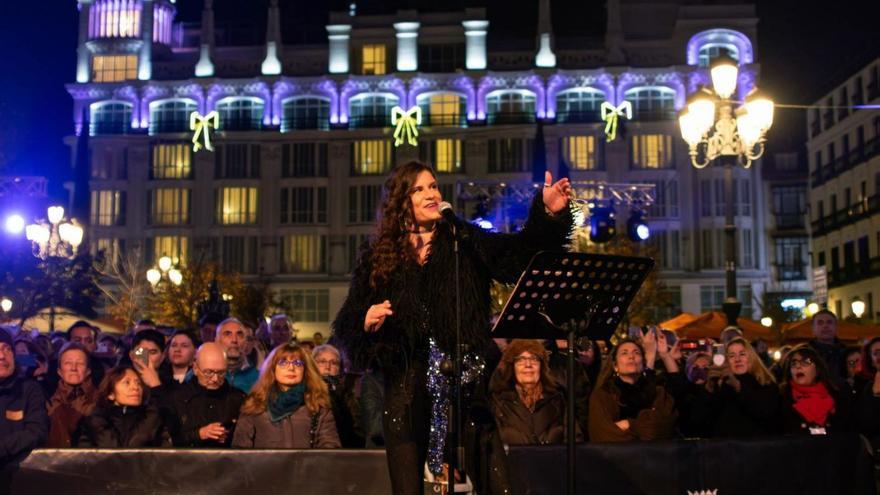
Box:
[77,404,169,447]
[332,193,574,371]
[709,373,780,438]
[326,373,365,448]
[46,380,97,448]
[491,388,571,445]
[779,383,854,435]
[856,381,880,442]
[0,376,48,466]
[162,379,246,447]
[807,339,848,387]
[588,373,677,442]
[232,405,341,449]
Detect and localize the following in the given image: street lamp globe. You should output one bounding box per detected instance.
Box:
[146,268,162,286]
[806,302,820,317]
[168,269,183,286]
[58,222,84,249]
[760,316,773,327]
[158,256,173,273]
[686,88,716,135]
[47,206,65,225]
[25,224,50,246]
[1,298,12,313]
[710,52,739,99]
[852,298,866,318]
[745,88,775,132]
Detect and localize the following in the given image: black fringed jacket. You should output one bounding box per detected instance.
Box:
[332,193,574,372]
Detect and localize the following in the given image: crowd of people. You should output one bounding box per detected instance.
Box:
[0,308,878,485]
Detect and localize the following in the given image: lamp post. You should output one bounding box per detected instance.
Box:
[851,297,866,319]
[678,52,774,324]
[146,255,184,289]
[25,206,84,332]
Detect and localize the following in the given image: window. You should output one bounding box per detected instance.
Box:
[772,186,806,228]
[281,97,330,131]
[417,93,466,127]
[151,236,188,266]
[90,190,126,226]
[418,44,465,73]
[651,286,682,322]
[347,234,370,272]
[92,238,125,267]
[151,143,192,179]
[213,236,258,274]
[700,179,712,217]
[773,237,807,281]
[278,289,330,322]
[648,230,681,269]
[280,235,326,273]
[148,188,190,225]
[282,143,328,177]
[741,229,753,269]
[647,180,679,218]
[349,94,398,128]
[419,139,464,173]
[630,134,673,169]
[280,187,327,224]
[91,148,127,179]
[560,135,599,170]
[486,91,536,125]
[216,97,264,131]
[215,144,261,178]
[701,229,716,268]
[149,99,196,134]
[90,0,142,38]
[216,187,258,224]
[91,55,138,82]
[624,87,676,121]
[700,285,753,316]
[90,102,132,136]
[488,138,533,173]
[361,44,387,75]
[348,185,382,223]
[351,140,394,175]
[697,44,739,68]
[556,89,605,123]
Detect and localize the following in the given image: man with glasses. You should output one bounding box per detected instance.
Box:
[162,342,245,447]
[313,344,364,447]
[216,318,260,393]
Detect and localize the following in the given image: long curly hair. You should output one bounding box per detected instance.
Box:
[489,339,558,396]
[240,343,330,416]
[367,161,437,289]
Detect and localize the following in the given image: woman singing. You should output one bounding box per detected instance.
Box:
[333,161,573,494]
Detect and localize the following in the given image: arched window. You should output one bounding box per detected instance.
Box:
[698,43,739,68]
[417,92,467,127]
[349,93,399,128]
[624,87,676,121]
[149,99,197,135]
[90,101,133,136]
[281,97,330,132]
[486,90,536,125]
[556,88,605,123]
[216,97,264,131]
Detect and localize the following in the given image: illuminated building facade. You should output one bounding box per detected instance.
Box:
[67,0,770,334]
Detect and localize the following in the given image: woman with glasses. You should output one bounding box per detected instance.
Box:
[490,340,574,445]
[232,343,341,448]
[780,344,853,435]
[588,331,680,442]
[313,344,364,447]
[706,337,779,437]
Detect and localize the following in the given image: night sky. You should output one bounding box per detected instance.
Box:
[0,0,876,202]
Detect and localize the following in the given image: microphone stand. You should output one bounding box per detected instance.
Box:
[450,221,463,494]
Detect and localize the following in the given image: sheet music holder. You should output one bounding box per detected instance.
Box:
[491,251,655,495]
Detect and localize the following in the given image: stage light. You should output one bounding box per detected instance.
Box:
[588,203,616,243]
[472,218,494,230]
[5,215,24,235]
[626,211,650,242]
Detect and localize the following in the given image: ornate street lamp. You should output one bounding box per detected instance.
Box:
[678,52,774,324]
[146,255,183,289]
[851,297,866,319]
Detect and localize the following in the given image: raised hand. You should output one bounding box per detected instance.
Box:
[542,171,573,214]
[364,300,393,332]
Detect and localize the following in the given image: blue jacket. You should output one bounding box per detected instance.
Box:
[226,366,260,394]
[0,376,48,467]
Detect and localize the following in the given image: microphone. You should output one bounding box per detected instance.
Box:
[438,202,470,240]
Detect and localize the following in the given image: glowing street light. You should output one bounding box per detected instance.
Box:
[852,297,866,318]
[760,316,773,328]
[26,206,84,260]
[147,255,183,288]
[805,302,820,317]
[0,298,12,313]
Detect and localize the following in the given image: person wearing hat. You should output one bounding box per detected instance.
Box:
[0,328,48,484]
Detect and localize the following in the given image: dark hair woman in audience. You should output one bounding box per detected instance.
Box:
[232,343,340,448]
[780,344,853,435]
[856,337,880,441]
[588,330,679,442]
[165,330,198,385]
[490,339,575,445]
[707,337,779,437]
[78,366,169,447]
[675,351,715,438]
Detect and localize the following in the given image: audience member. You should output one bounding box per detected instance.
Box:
[46,343,97,447]
[269,314,294,348]
[588,331,679,442]
[313,344,363,447]
[133,320,157,334]
[78,366,168,447]
[490,339,573,445]
[856,337,880,441]
[676,352,715,438]
[166,330,198,384]
[779,344,853,435]
[67,321,104,387]
[216,318,259,393]
[720,326,744,345]
[233,343,340,448]
[844,347,866,398]
[128,329,167,391]
[163,343,245,447]
[807,310,848,386]
[0,328,48,483]
[198,314,222,344]
[753,339,773,369]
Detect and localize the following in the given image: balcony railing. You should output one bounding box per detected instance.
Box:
[822,110,834,129]
[487,112,536,125]
[422,113,468,127]
[811,137,880,188]
[828,256,880,288]
[868,81,879,100]
[811,194,880,236]
[149,119,190,134]
[348,115,393,129]
[774,213,806,230]
[556,111,604,124]
[90,122,132,136]
[280,116,330,132]
[218,118,263,131]
[632,109,677,122]
[810,120,821,137]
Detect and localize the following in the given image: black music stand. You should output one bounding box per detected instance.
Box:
[492,251,655,495]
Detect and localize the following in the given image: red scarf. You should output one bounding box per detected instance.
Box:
[790,381,835,426]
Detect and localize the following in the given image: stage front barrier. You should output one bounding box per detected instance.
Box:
[8,435,876,495]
